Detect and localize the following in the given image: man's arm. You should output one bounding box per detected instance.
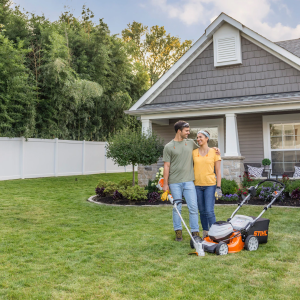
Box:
[191,139,220,155]
[163,162,170,192]
[212,147,221,156]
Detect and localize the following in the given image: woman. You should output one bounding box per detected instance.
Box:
[192,130,222,238]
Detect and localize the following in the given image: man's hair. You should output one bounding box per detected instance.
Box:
[174,120,189,133]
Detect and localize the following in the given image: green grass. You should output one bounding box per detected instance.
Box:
[0,173,299,299]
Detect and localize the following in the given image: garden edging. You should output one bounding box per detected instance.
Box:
[87,195,300,208]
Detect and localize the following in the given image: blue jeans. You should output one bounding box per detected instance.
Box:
[169,181,199,233]
[195,185,216,231]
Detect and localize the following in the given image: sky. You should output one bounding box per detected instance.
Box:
[11,0,300,43]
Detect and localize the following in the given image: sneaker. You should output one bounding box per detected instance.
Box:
[202,230,208,238]
[175,230,183,241]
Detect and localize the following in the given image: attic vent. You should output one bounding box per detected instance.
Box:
[217,37,236,63]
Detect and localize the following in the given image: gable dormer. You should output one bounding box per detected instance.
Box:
[213,23,242,67]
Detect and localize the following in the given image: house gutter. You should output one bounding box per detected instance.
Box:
[125,96,300,116]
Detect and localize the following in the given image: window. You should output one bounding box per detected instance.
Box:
[189,127,218,148]
[270,123,300,173]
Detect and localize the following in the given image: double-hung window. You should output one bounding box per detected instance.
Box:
[270,123,300,173]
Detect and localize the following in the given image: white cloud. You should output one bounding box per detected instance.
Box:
[149,0,300,41]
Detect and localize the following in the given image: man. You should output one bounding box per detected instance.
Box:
[163,120,219,242]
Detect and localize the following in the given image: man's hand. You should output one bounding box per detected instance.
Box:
[213,147,221,156]
[163,183,169,193]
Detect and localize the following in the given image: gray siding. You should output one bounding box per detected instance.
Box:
[151,38,300,104]
[237,114,263,163]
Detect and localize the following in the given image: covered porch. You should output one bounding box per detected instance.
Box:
[138,98,300,186]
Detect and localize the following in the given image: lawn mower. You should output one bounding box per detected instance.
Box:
[158,178,285,256]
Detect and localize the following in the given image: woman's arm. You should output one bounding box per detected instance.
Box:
[215,160,221,187]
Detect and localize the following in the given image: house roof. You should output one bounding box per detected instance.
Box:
[127,13,300,114]
[127,91,300,115]
[275,39,300,58]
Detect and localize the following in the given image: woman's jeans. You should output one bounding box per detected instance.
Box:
[195,185,216,231]
[169,181,199,233]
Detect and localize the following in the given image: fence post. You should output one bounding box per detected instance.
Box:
[82,140,85,175]
[20,137,25,179]
[54,138,58,177]
[105,142,107,173]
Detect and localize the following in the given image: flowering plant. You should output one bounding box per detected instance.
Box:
[237,187,248,197]
[241,172,254,187]
[259,183,284,202]
[152,167,164,187]
[221,194,239,201]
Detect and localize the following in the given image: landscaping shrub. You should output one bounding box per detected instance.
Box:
[285,180,300,193]
[148,192,161,203]
[97,179,109,189]
[119,186,148,201]
[95,187,105,197]
[118,179,132,189]
[221,178,238,195]
[104,182,119,196]
[113,190,123,200]
[291,188,300,200]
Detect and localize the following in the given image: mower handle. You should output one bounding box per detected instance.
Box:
[255,179,285,189]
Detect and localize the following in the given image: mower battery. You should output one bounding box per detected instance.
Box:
[248,217,270,243]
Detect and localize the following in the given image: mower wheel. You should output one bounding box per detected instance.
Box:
[215,242,228,255]
[244,235,259,251]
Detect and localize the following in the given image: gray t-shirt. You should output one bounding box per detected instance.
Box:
[163,139,198,184]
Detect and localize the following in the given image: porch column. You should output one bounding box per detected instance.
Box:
[141,118,152,135]
[225,113,240,156]
[139,118,157,186]
[223,113,244,185]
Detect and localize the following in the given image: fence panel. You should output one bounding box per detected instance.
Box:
[0,137,136,181]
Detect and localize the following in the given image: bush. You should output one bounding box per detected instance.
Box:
[262,158,271,166]
[97,179,109,189]
[221,178,238,195]
[104,182,119,196]
[119,186,148,201]
[148,192,160,203]
[95,187,105,197]
[285,180,300,193]
[291,188,300,200]
[258,183,284,202]
[118,179,132,189]
[241,172,260,188]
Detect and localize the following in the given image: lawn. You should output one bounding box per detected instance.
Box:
[0,173,299,300]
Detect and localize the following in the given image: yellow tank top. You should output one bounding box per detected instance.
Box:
[193,148,221,186]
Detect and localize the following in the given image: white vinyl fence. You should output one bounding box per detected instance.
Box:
[0,137,136,181]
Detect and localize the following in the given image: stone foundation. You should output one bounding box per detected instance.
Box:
[222,156,245,185]
[138,163,159,186]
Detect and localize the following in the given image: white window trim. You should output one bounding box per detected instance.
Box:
[189,118,224,175]
[263,113,300,174]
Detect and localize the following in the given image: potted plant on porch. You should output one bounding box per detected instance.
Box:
[262,158,271,170]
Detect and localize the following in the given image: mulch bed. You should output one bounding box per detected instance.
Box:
[92,196,300,207]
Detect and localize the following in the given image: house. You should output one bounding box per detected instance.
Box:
[125,13,300,186]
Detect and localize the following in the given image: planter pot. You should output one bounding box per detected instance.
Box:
[263,165,271,170]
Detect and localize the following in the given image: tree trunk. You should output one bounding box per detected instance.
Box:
[132,164,135,186]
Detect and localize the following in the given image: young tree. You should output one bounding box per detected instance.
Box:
[106,128,164,186]
[122,21,192,85]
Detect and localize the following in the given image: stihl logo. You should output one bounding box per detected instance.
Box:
[254,230,268,236]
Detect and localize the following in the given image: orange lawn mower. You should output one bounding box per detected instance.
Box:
[157,178,285,256]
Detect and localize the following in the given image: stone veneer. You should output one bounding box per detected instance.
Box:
[138,163,159,186]
[222,156,245,185]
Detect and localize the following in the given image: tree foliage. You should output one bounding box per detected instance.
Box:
[0,2,190,140]
[106,128,164,185]
[122,21,192,85]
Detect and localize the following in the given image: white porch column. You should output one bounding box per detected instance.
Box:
[141,118,152,135]
[224,113,240,156]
